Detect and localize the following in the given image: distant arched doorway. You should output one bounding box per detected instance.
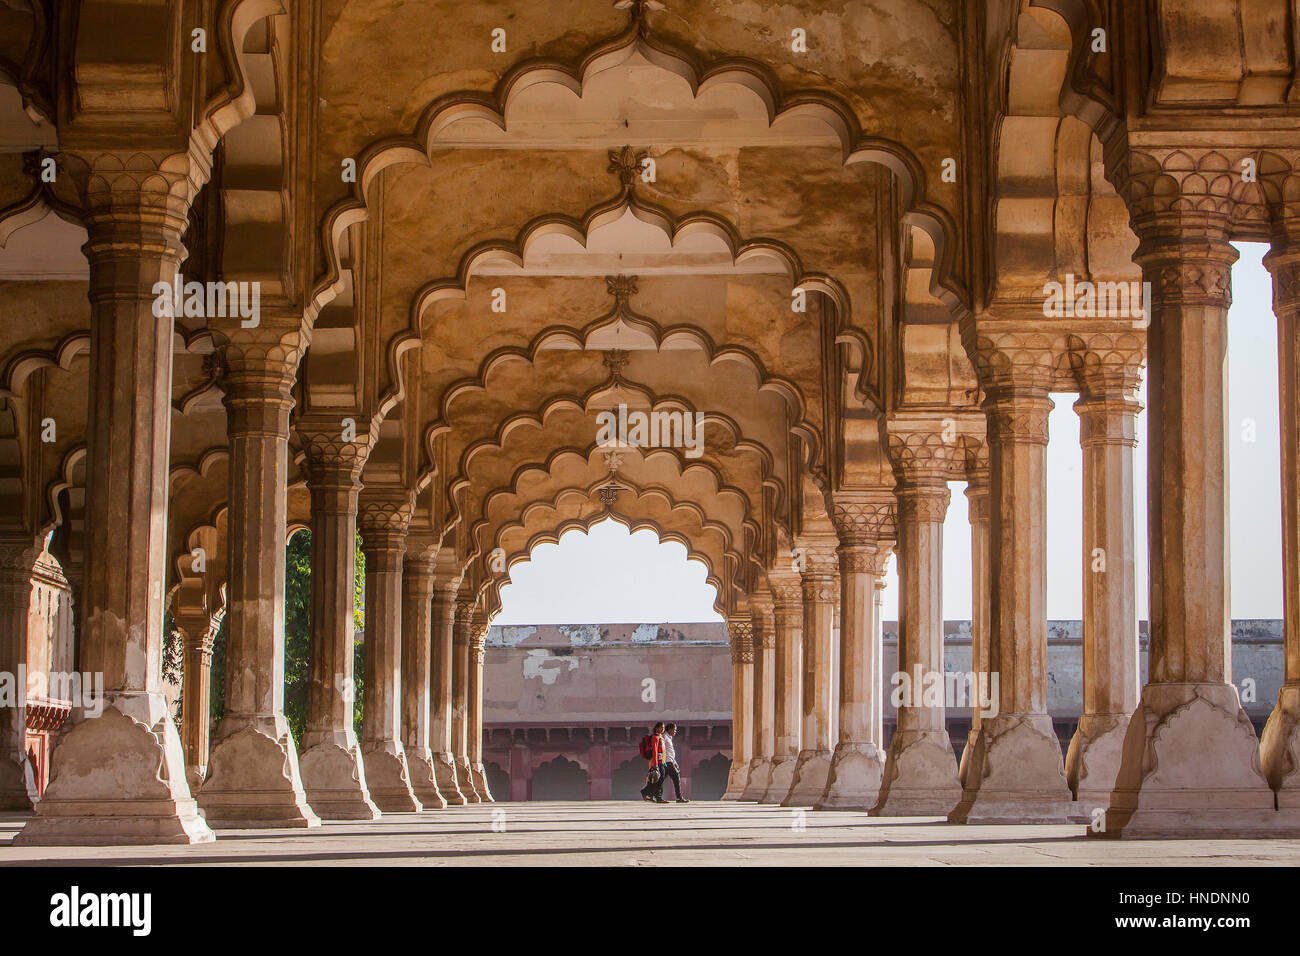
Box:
[530,755,590,801]
[691,753,730,801]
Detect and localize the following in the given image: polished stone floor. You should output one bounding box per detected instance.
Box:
[2,801,1299,866]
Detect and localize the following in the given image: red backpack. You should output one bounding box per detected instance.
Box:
[639,734,656,760]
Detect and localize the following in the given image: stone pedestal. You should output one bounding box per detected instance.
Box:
[402,546,445,809]
[951,384,1072,824]
[1067,376,1142,818]
[819,509,891,810]
[760,574,802,803]
[875,472,961,817]
[17,156,214,845]
[358,495,422,813]
[722,616,754,800]
[200,340,320,829]
[297,440,379,820]
[740,599,776,801]
[785,543,838,806]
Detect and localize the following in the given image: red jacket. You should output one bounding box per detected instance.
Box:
[647,733,665,767]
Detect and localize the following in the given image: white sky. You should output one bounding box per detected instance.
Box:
[494,243,1283,625]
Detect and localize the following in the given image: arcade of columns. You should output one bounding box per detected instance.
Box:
[1,0,1300,845]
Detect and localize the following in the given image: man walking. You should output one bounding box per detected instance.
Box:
[660,722,688,803]
[640,721,669,803]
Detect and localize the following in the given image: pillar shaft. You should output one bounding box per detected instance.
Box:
[722,618,754,799]
[1066,379,1142,811]
[740,601,777,800]
[0,546,37,810]
[952,387,1072,823]
[875,479,961,815]
[17,158,214,846]
[1264,234,1300,809]
[174,609,220,793]
[431,585,466,803]
[402,551,445,808]
[959,476,991,788]
[359,502,421,812]
[199,341,319,828]
[452,598,482,802]
[1104,222,1283,837]
[468,620,493,801]
[784,543,838,805]
[819,505,891,810]
[760,576,803,803]
[297,446,378,820]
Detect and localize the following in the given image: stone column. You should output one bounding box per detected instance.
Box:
[1066,362,1142,815]
[785,540,839,805]
[431,576,466,804]
[722,615,754,799]
[199,333,320,829]
[959,459,991,787]
[468,614,493,802]
[402,544,445,809]
[761,572,803,803]
[873,574,887,747]
[951,374,1073,824]
[0,542,38,811]
[17,153,214,846]
[173,601,223,793]
[1101,186,1281,836]
[874,463,962,816]
[740,597,776,800]
[452,596,482,802]
[819,498,893,809]
[297,436,379,819]
[1263,228,1300,815]
[359,493,421,812]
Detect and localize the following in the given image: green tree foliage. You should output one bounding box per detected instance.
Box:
[205,529,367,744]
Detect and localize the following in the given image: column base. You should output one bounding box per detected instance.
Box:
[872,728,961,817]
[299,732,381,820]
[957,726,980,789]
[362,741,423,812]
[199,717,321,829]
[949,714,1072,824]
[1065,712,1130,820]
[432,751,467,805]
[1098,682,1300,839]
[405,747,448,809]
[815,741,885,810]
[721,761,751,800]
[739,758,772,801]
[0,750,37,812]
[457,756,482,802]
[13,698,215,846]
[470,761,493,802]
[1261,681,1300,808]
[782,749,832,806]
[759,754,799,804]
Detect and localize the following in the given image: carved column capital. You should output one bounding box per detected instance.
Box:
[728,618,754,663]
[983,389,1054,448]
[359,490,414,566]
[830,495,896,547]
[299,417,375,494]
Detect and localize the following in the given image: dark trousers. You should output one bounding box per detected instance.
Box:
[640,764,665,800]
[661,761,683,799]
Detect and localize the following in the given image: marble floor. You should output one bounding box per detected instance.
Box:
[2,801,1299,866]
